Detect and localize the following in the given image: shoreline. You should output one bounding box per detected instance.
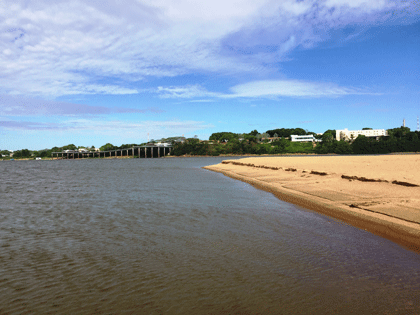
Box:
[4,152,419,161]
[203,156,420,253]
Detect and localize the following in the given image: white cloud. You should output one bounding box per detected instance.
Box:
[0,95,163,116]
[0,117,213,137]
[226,80,369,98]
[0,0,415,97]
[156,85,221,99]
[154,79,377,99]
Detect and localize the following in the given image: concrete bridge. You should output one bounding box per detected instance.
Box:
[52,144,172,159]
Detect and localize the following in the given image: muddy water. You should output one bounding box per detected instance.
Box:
[1,157,419,314]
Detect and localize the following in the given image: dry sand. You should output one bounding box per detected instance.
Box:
[204,155,420,252]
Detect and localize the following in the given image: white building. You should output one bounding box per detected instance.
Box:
[336,128,388,141]
[290,135,320,142]
[155,142,171,147]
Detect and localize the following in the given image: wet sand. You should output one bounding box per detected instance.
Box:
[204,155,420,252]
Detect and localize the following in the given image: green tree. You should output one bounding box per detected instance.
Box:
[334,141,352,154]
[271,138,288,152]
[321,132,334,143]
[62,144,77,151]
[351,135,373,154]
[388,127,410,139]
[323,129,336,138]
[100,143,117,151]
[13,149,31,159]
[209,132,238,142]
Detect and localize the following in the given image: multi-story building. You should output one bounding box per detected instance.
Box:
[336,128,388,141]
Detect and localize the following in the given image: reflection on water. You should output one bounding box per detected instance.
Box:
[1,157,419,314]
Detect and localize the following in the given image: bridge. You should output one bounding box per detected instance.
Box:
[51,144,172,159]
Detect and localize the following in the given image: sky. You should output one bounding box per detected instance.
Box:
[1,0,419,150]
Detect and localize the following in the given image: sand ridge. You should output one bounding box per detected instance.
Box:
[203,155,420,252]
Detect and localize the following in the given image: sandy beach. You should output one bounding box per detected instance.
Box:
[204,155,420,252]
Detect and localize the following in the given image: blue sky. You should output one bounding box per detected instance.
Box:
[1,0,419,150]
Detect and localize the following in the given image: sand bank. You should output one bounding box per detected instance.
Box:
[204,155,420,252]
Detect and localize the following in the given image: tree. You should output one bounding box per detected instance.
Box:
[39,150,50,158]
[244,134,257,143]
[266,128,314,138]
[100,143,116,151]
[249,129,259,136]
[351,135,373,154]
[62,144,77,151]
[13,149,31,159]
[321,132,334,143]
[323,129,336,137]
[388,127,410,139]
[334,141,352,154]
[209,132,238,142]
[272,138,288,152]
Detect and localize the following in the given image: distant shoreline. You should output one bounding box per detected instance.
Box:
[3,152,420,161]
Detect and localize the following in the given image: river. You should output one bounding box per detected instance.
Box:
[0,157,419,314]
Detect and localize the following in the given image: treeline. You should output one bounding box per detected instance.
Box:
[266,128,317,137]
[209,128,317,142]
[172,137,315,156]
[174,129,317,156]
[1,142,145,159]
[172,127,420,156]
[316,127,420,154]
[3,127,420,159]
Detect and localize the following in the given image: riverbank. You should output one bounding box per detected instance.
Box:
[203,155,420,252]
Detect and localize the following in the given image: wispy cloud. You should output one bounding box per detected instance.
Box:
[156,85,221,99]
[0,95,164,116]
[0,0,415,97]
[0,118,213,138]
[0,120,65,130]
[154,79,378,99]
[226,80,375,98]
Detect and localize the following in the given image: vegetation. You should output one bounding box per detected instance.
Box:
[2,126,420,160]
[266,128,314,137]
[315,127,420,154]
[11,149,31,159]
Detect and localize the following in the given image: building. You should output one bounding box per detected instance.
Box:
[336,128,388,141]
[290,135,320,142]
[155,142,171,147]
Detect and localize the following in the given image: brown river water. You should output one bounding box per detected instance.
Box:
[1,157,419,314]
